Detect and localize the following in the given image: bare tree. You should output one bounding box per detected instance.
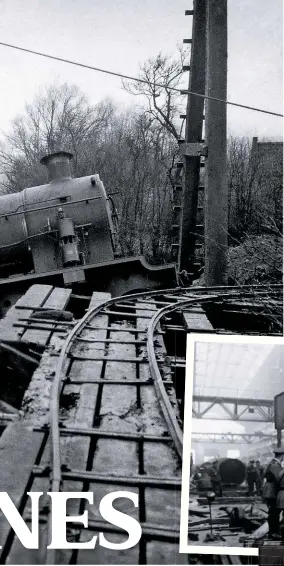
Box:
[122,49,187,142]
[228,136,261,240]
[0,83,115,192]
[227,135,283,284]
[106,110,174,262]
[228,135,283,242]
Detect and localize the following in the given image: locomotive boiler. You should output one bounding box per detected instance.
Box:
[0,151,115,285]
[0,151,176,309]
[217,458,246,486]
[201,458,246,486]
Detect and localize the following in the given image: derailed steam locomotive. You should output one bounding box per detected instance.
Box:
[0,151,176,312]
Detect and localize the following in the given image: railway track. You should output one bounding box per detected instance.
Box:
[0,284,282,564]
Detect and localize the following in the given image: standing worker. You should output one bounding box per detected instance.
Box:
[246,460,257,496]
[276,463,284,541]
[208,461,223,497]
[197,467,213,493]
[255,460,264,496]
[263,446,284,539]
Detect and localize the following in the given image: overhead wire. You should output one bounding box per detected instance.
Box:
[0,43,281,287]
[0,41,282,118]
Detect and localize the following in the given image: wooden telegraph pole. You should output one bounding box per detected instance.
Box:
[178,0,206,276]
[178,0,228,286]
[204,0,228,285]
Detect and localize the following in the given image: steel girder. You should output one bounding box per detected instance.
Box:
[192,394,274,422]
[191,432,274,444]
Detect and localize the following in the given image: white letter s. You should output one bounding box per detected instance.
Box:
[99,491,141,550]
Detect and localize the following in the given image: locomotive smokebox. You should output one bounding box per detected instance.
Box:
[217,458,246,485]
[40,151,73,183]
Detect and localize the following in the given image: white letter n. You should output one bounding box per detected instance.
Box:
[0,492,42,549]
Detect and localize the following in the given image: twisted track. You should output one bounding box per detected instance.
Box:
[0,284,282,564]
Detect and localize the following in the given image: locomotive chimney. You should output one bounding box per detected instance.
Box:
[40,151,73,183]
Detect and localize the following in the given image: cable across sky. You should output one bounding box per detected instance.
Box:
[0,41,283,118]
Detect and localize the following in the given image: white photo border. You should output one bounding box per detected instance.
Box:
[179,333,284,556]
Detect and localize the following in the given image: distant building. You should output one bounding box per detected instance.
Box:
[251,137,283,176]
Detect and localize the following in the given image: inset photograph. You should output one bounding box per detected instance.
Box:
[180,334,284,557]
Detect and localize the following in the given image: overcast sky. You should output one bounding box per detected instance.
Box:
[190,342,282,439]
[0,0,282,140]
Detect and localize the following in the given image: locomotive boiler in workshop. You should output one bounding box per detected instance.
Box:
[0,151,176,313]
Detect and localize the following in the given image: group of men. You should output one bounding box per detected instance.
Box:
[263,446,284,540]
[192,447,284,540]
[246,459,264,496]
